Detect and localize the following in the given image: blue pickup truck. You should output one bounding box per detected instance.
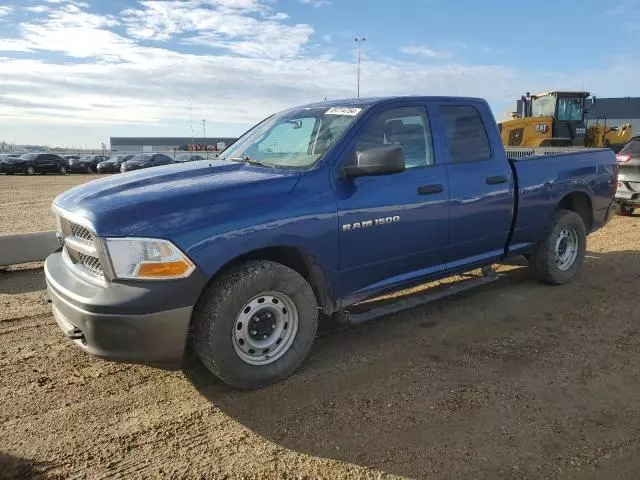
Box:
[45,96,617,388]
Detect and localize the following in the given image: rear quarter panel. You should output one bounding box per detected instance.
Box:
[510,149,616,252]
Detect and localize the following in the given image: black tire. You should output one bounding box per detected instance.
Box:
[528,209,587,285]
[59,165,67,175]
[619,205,635,216]
[193,260,318,389]
[25,166,35,176]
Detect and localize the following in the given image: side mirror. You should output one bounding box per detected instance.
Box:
[342,144,405,178]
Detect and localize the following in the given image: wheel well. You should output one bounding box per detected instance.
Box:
[557,192,592,231]
[213,247,335,315]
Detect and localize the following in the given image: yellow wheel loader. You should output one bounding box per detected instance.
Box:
[499,91,632,152]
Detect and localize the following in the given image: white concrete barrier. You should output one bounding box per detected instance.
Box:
[0,231,59,265]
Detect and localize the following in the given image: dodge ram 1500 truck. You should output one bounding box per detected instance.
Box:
[45,96,617,389]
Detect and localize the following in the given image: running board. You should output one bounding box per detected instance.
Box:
[336,272,500,325]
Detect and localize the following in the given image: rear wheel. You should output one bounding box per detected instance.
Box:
[193,260,318,389]
[25,166,35,176]
[59,165,67,175]
[528,209,586,285]
[619,205,635,216]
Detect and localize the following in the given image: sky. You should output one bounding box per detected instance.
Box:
[1,0,639,147]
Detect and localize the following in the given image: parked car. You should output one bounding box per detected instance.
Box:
[615,136,640,216]
[120,153,173,172]
[174,154,205,163]
[97,154,134,173]
[46,96,617,389]
[3,152,68,175]
[67,155,109,173]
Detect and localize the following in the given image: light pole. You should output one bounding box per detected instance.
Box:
[355,37,365,98]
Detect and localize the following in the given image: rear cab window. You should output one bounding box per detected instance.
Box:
[439,105,491,163]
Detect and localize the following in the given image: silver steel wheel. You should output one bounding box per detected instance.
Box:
[232,291,299,366]
[554,227,578,271]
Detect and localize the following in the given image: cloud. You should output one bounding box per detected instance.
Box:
[24,5,51,13]
[0,6,14,16]
[119,0,312,59]
[297,0,331,6]
[401,45,449,58]
[0,0,639,147]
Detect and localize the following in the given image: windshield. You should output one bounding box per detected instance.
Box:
[620,138,640,155]
[108,156,122,162]
[531,95,556,117]
[221,106,363,168]
[131,154,152,162]
[557,97,584,121]
[19,153,37,160]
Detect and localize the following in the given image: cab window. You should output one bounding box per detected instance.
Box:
[439,105,491,163]
[354,106,434,168]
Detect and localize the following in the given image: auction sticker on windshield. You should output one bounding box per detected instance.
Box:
[325,107,362,116]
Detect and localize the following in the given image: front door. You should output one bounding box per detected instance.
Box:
[333,103,450,305]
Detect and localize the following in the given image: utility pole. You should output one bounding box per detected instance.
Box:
[355,37,365,98]
[202,119,206,140]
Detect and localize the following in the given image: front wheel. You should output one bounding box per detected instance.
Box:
[528,209,587,285]
[193,260,318,389]
[59,165,67,175]
[619,205,635,216]
[25,166,35,176]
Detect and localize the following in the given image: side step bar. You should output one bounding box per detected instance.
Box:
[336,268,500,325]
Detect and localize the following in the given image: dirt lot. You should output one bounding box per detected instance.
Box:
[2,175,640,479]
[0,174,109,235]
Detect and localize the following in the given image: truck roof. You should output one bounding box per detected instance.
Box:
[298,96,487,109]
[533,91,590,98]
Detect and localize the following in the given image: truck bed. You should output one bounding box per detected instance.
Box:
[507,148,617,255]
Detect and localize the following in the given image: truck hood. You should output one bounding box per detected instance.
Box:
[54,160,301,237]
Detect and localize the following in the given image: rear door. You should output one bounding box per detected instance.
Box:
[436,102,514,268]
[153,154,173,167]
[36,155,53,171]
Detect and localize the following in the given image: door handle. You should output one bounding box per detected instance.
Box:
[418,184,444,195]
[486,175,508,185]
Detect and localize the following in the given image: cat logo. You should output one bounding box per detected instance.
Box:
[342,216,400,231]
[535,123,549,133]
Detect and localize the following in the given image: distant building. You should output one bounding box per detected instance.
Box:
[585,97,640,134]
[110,137,238,153]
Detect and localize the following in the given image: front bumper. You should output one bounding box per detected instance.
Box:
[45,252,206,364]
[68,164,92,172]
[97,164,119,173]
[2,163,24,173]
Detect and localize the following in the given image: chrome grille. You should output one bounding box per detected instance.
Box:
[56,211,106,285]
[78,253,104,276]
[70,222,93,243]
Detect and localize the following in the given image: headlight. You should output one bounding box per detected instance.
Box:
[105,238,195,279]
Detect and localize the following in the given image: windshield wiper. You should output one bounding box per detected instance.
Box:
[229,156,276,169]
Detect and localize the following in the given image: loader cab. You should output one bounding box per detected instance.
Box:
[525,91,589,146]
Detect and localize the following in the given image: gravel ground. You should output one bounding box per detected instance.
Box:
[0,174,108,235]
[2,175,640,479]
